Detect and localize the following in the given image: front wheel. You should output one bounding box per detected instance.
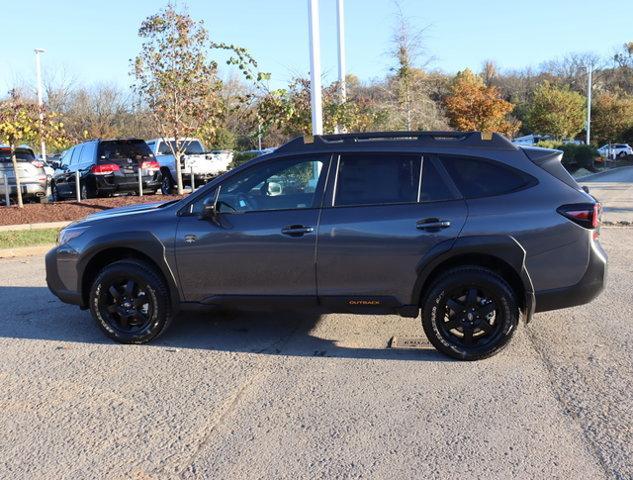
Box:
[421,267,519,361]
[89,260,173,344]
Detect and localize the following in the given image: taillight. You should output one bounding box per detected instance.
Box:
[31,160,44,168]
[557,203,601,237]
[91,163,120,175]
[141,160,160,171]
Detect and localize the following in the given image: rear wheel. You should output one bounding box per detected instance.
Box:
[89,260,173,344]
[80,182,95,200]
[161,171,175,195]
[421,267,519,361]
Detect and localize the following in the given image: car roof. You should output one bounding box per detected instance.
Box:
[269,131,517,157]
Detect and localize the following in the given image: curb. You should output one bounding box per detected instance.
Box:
[0,244,54,259]
[577,166,633,182]
[0,221,71,232]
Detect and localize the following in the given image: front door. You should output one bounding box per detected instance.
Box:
[175,154,331,303]
[317,152,467,308]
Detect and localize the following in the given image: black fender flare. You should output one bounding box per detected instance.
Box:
[411,235,536,321]
[76,231,181,311]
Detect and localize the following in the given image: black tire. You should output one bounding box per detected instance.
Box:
[80,182,94,200]
[421,267,519,361]
[89,260,173,344]
[51,183,62,202]
[161,171,175,195]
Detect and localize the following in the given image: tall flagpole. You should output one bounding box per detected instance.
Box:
[308,0,323,135]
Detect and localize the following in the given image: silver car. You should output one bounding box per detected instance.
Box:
[0,146,49,204]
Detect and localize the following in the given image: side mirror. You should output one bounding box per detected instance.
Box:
[199,186,222,220]
[582,185,590,194]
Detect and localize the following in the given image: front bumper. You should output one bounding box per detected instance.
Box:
[46,246,84,307]
[534,239,607,312]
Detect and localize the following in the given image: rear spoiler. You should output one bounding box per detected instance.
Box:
[521,147,581,191]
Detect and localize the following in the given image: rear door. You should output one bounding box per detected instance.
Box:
[316,152,467,308]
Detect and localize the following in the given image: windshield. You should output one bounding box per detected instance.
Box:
[0,148,36,163]
[97,140,152,164]
[158,140,204,155]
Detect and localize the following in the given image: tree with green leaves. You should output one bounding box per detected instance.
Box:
[525,82,586,140]
[257,78,379,138]
[132,3,266,194]
[0,90,66,207]
[591,91,633,144]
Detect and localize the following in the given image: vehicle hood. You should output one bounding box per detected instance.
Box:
[83,201,170,222]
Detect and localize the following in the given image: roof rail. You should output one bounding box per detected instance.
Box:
[275,131,516,153]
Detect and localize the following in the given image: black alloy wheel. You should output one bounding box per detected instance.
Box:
[90,260,173,343]
[422,267,519,360]
[437,286,502,349]
[102,278,154,335]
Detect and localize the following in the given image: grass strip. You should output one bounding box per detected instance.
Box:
[0,228,60,249]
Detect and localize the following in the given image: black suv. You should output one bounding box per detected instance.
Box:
[51,139,161,199]
[46,132,607,360]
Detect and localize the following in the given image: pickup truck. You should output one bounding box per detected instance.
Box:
[145,138,233,194]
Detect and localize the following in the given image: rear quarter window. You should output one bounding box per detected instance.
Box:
[441,155,535,198]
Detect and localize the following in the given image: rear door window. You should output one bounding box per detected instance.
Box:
[334,153,421,207]
[440,155,535,198]
[419,158,456,202]
[70,145,83,165]
[79,142,96,165]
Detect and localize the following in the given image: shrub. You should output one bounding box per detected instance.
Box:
[535,141,597,168]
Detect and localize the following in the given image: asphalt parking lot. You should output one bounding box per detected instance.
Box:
[0,225,631,480]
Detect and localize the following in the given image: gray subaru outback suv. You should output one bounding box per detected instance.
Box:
[46,132,607,360]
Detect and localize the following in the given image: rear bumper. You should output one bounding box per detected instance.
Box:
[94,173,161,193]
[0,182,47,197]
[535,239,607,312]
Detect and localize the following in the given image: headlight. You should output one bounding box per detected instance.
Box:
[57,226,89,245]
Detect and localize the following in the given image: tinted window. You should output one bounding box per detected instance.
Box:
[0,148,36,163]
[158,140,204,155]
[79,142,96,164]
[60,148,72,166]
[441,156,533,198]
[70,145,83,165]
[191,156,328,215]
[420,159,455,202]
[335,153,421,207]
[97,140,152,164]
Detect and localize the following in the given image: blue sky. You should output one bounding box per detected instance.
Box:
[2,0,632,93]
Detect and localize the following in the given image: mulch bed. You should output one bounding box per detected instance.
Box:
[0,194,187,226]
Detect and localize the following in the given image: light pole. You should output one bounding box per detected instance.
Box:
[307,0,323,135]
[34,48,47,162]
[586,65,592,146]
[336,0,347,103]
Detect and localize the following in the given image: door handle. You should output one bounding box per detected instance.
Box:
[416,218,451,230]
[281,225,314,236]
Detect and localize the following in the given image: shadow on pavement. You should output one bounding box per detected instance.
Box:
[0,286,448,362]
